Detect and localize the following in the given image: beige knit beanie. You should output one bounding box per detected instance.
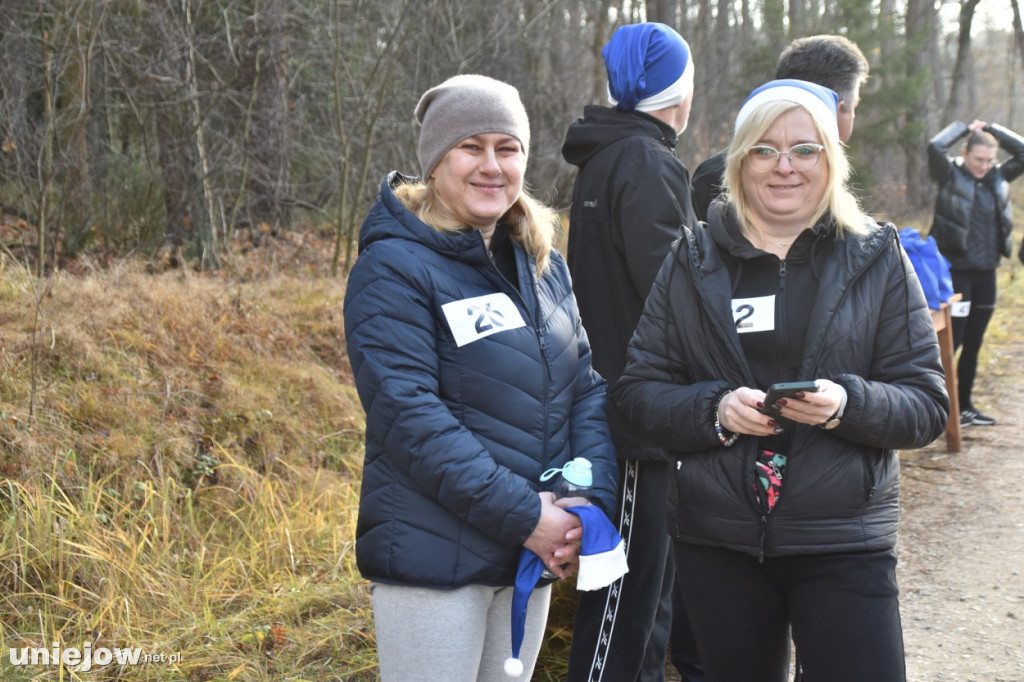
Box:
[415,74,530,179]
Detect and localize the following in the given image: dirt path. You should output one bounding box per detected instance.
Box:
[899,323,1024,681]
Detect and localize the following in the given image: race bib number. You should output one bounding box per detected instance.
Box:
[731,295,776,334]
[950,300,971,318]
[442,293,526,347]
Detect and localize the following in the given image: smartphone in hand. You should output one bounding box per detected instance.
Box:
[760,381,819,415]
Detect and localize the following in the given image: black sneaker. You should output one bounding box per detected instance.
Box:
[970,410,996,426]
[960,409,977,427]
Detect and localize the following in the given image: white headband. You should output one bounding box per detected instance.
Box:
[735,84,839,142]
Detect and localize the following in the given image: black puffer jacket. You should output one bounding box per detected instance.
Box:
[928,121,1024,269]
[613,209,949,558]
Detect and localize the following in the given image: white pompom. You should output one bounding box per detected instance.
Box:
[504,656,524,678]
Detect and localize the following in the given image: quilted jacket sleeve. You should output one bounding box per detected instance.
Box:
[612,245,734,453]
[566,309,620,516]
[829,235,950,450]
[927,121,968,183]
[988,122,1024,183]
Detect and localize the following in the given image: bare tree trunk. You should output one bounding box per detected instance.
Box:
[183,0,219,269]
[702,0,734,152]
[762,0,786,63]
[645,0,675,23]
[245,0,291,231]
[788,0,805,38]
[153,106,192,254]
[1011,0,1024,127]
[684,0,714,157]
[587,0,614,105]
[693,0,712,55]
[905,0,939,211]
[330,0,413,276]
[943,0,981,123]
[0,0,34,190]
[879,0,899,60]
[142,5,193,258]
[58,4,110,258]
[740,0,753,45]
[1012,0,1024,61]
[38,8,56,276]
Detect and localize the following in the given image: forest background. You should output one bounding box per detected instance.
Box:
[0,0,1023,681]
[1,0,1022,273]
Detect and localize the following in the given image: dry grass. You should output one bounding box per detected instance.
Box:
[0,253,581,681]
[0,258,374,680]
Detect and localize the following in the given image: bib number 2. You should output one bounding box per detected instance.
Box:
[731,295,776,334]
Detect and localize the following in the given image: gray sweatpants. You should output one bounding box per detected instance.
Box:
[370,581,552,681]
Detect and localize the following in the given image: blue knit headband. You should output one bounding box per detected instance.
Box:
[602,22,693,113]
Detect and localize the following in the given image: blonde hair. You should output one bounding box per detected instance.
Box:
[722,100,866,239]
[393,179,558,275]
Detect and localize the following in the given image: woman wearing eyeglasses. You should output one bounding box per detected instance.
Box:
[612,80,949,682]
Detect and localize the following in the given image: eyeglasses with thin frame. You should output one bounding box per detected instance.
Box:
[746,143,825,172]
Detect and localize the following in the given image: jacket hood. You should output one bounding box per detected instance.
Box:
[561,105,678,168]
[357,172,490,267]
[706,200,760,259]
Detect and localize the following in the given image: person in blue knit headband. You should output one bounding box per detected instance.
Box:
[562,19,704,682]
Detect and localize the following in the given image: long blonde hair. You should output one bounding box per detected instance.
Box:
[393,179,558,275]
[723,100,866,239]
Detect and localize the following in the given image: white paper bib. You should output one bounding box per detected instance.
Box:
[441,292,526,347]
[731,295,776,334]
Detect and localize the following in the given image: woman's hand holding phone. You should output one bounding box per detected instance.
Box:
[717,380,846,439]
[761,379,846,427]
[759,381,820,415]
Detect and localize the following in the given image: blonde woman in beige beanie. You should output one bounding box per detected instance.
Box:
[343,74,619,681]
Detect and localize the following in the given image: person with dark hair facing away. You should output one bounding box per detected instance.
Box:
[614,79,949,682]
[927,119,1024,427]
[562,22,703,682]
[691,34,869,222]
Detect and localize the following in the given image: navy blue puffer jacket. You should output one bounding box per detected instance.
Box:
[344,173,617,588]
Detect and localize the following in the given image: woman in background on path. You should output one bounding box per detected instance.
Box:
[927,119,1024,427]
[343,74,618,681]
[613,79,949,682]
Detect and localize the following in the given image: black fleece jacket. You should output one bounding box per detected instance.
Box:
[563,104,696,460]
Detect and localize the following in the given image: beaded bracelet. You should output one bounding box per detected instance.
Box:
[714,392,740,447]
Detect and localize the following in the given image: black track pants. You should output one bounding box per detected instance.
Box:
[673,543,906,682]
[566,459,687,682]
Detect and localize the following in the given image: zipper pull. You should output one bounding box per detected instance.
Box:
[778,259,787,289]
